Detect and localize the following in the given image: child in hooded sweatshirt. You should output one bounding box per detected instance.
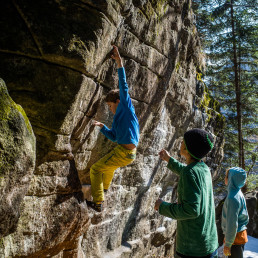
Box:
[222,167,249,258]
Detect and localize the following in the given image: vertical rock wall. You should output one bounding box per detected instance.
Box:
[0,79,35,239]
[0,0,224,257]
[246,191,258,238]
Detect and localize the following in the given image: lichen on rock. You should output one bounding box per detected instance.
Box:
[0,78,36,238]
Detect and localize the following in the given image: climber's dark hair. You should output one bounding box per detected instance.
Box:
[105,89,120,103]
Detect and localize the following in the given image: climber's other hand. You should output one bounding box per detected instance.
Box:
[92,120,104,128]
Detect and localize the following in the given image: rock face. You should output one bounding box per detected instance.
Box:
[0,0,224,257]
[0,79,35,239]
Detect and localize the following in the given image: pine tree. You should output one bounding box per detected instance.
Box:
[193,0,258,172]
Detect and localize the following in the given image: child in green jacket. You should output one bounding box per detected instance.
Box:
[155,128,218,257]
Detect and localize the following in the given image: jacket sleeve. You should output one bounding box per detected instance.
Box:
[159,169,201,220]
[118,67,132,107]
[100,124,117,142]
[167,157,186,176]
[224,198,239,247]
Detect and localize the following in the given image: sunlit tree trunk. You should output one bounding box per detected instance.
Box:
[230,0,244,168]
[238,41,245,169]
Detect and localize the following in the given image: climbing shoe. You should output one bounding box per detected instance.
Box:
[86,200,103,212]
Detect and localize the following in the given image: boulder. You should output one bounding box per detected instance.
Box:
[0,79,36,238]
[0,0,224,257]
[246,191,258,238]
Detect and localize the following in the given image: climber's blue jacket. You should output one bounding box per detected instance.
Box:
[222,167,249,247]
[100,67,140,146]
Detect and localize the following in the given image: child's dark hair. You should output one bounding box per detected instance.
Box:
[105,89,120,103]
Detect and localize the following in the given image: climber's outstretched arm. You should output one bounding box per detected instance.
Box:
[111,45,131,107]
[111,45,123,68]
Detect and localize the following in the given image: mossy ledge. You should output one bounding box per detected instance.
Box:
[0,78,33,135]
[196,76,226,133]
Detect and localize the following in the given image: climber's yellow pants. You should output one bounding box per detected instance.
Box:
[90,145,136,203]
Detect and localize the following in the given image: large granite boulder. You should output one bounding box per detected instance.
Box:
[0,79,36,238]
[246,191,258,238]
[0,0,225,257]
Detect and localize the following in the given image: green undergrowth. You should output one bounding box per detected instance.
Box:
[246,174,258,192]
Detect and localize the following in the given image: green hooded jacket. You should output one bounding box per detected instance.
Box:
[159,157,218,256]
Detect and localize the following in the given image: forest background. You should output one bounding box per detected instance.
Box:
[192,0,257,194]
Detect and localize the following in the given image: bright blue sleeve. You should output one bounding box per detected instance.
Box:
[100,124,117,142]
[225,198,239,247]
[118,67,131,106]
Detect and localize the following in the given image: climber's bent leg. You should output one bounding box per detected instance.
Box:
[90,149,116,203]
[102,145,136,190]
[90,145,136,203]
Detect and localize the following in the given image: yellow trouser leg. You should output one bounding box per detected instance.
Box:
[90,146,135,203]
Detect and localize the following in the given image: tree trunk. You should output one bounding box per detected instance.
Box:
[238,45,245,169]
[230,0,244,168]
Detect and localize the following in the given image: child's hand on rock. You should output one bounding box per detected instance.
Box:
[154,199,163,211]
[159,149,171,162]
[92,120,104,128]
[111,45,121,60]
[111,45,123,68]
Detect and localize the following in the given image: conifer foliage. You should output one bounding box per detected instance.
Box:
[193,0,257,173]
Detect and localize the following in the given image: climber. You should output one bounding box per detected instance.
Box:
[86,45,140,212]
[154,129,218,257]
[222,167,249,258]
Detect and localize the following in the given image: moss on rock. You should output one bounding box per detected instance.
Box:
[13,103,33,135]
[0,78,36,238]
[138,0,168,21]
[0,78,12,121]
[196,75,225,133]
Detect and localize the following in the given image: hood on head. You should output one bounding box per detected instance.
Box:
[228,167,247,190]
